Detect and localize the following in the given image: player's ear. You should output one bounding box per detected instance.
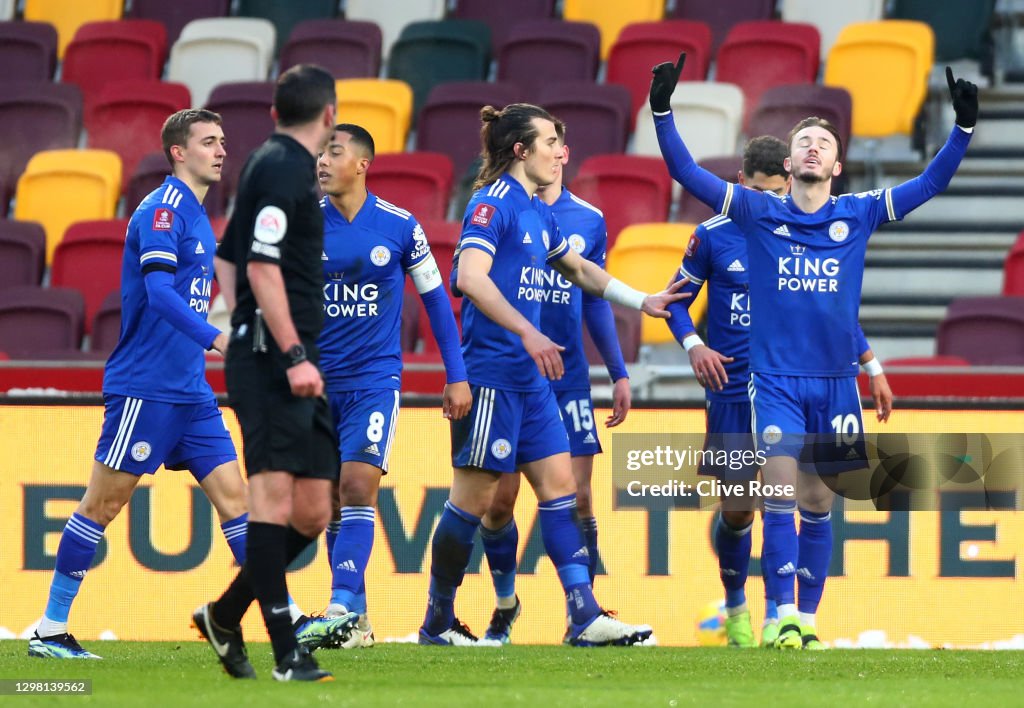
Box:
[783,156,792,173]
[270,106,279,124]
[513,141,526,160]
[169,144,186,164]
[736,170,746,186]
[832,160,843,177]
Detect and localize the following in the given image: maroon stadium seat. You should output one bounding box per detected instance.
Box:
[451,0,554,53]
[670,0,776,55]
[204,81,275,195]
[677,156,743,224]
[583,303,641,364]
[401,289,420,353]
[0,20,59,82]
[366,152,454,222]
[279,19,382,78]
[496,19,600,101]
[89,289,122,357]
[0,221,46,290]
[0,286,85,359]
[749,84,852,152]
[129,0,230,45]
[416,219,461,354]
[936,296,1024,365]
[237,0,339,55]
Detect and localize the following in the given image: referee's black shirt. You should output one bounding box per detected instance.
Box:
[218,133,325,354]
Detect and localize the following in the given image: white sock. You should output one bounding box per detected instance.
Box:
[288,602,304,624]
[326,603,349,617]
[777,603,798,622]
[799,612,816,628]
[725,602,748,618]
[36,617,67,637]
[496,595,517,610]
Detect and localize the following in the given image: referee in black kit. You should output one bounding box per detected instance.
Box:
[193,65,340,682]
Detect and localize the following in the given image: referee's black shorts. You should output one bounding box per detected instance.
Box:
[225,335,338,481]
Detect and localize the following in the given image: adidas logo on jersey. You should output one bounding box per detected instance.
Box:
[776,562,796,576]
[336,559,358,573]
[194,242,205,255]
[583,432,597,444]
[522,233,533,244]
[363,443,380,456]
[727,259,745,272]
[773,224,791,237]
[322,250,329,261]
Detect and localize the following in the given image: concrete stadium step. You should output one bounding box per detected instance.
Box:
[868,232,1017,250]
[864,250,1006,267]
[861,265,1002,298]
[862,336,937,363]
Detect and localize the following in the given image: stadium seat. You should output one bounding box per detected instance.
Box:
[606,20,713,130]
[366,152,454,222]
[561,0,665,60]
[416,81,524,179]
[279,19,382,79]
[0,21,59,82]
[535,82,632,183]
[936,296,1024,365]
[0,82,83,212]
[670,0,776,55]
[14,149,122,264]
[496,20,600,101]
[204,81,275,194]
[748,84,852,156]
[387,20,492,119]
[883,355,970,367]
[416,219,461,353]
[889,0,995,71]
[63,218,130,244]
[400,290,420,353]
[1004,232,1024,296]
[676,156,742,224]
[0,221,46,290]
[237,0,339,54]
[0,285,85,359]
[128,0,230,45]
[607,223,706,344]
[633,82,744,163]
[451,0,554,53]
[583,303,641,364]
[51,236,123,334]
[23,0,123,58]
[0,0,13,19]
[569,154,672,249]
[344,0,446,58]
[63,20,168,121]
[125,153,226,217]
[715,21,821,130]
[780,0,885,58]
[89,290,122,357]
[824,20,934,139]
[335,79,414,154]
[168,18,276,107]
[86,80,192,191]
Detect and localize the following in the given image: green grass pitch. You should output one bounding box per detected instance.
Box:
[2,641,1022,707]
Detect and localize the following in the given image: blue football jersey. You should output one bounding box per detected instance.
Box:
[455,174,570,391]
[679,215,751,402]
[104,176,217,402]
[318,193,433,392]
[541,188,608,392]
[720,185,892,377]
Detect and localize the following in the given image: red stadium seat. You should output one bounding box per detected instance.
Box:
[416,219,461,353]
[569,154,672,249]
[51,236,124,334]
[883,355,970,367]
[670,0,776,55]
[1002,232,1024,295]
[366,152,454,222]
[583,303,640,364]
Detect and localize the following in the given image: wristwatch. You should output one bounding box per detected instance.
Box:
[286,343,307,368]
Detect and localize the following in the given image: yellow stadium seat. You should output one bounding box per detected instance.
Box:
[607,223,707,345]
[335,79,414,154]
[14,149,122,263]
[24,0,122,58]
[824,20,934,138]
[562,0,665,60]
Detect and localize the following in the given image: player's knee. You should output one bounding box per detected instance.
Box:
[78,496,123,527]
[339,477,377,507]
[722,509,755,528]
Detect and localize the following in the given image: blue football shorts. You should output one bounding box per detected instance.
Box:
[554,387,602,458]
[329,388,401,474]
[700,398,759,481]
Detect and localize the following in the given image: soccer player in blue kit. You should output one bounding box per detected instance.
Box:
[29,110,249,659]
[665,135,893,648]
[312,124,471,647]
[419,103,685,646]
[650,54,976,649]
[471,129,633,644]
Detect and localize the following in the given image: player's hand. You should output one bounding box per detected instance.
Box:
[649,52,686,113]
[606,377,632,427]
[641,276,691,318]
[442,381,473,420]
[688,344,734,392]
[287,360,324,398]
[869,372,893,423]
[209,332,229,356]
[521,327,565,380]
[946,66,978,129]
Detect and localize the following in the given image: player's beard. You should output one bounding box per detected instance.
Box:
[793,166,830,185]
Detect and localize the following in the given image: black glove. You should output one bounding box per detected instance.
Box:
[649,52,686,114]
[946,66,978,129]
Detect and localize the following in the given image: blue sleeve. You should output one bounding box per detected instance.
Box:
[582,294,628,382]
[888,126,972,221]
[666,269,705,344]
[856,324,869,358]
[420,286,467,384]
[144,270,220,350]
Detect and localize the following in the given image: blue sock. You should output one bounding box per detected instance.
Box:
[330,506,375,611]
[715,516,752,609]
[353,580,367,615]
[43,513,104,626]
[797,508,832,615]
[762,500,798,606]
[480,518,518,602]
[325,516,341,569]
[538,495,601,627]
[764,597,779,622]
[220,513,248,566]
[580,516,599,584]
[423,501,479,635]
